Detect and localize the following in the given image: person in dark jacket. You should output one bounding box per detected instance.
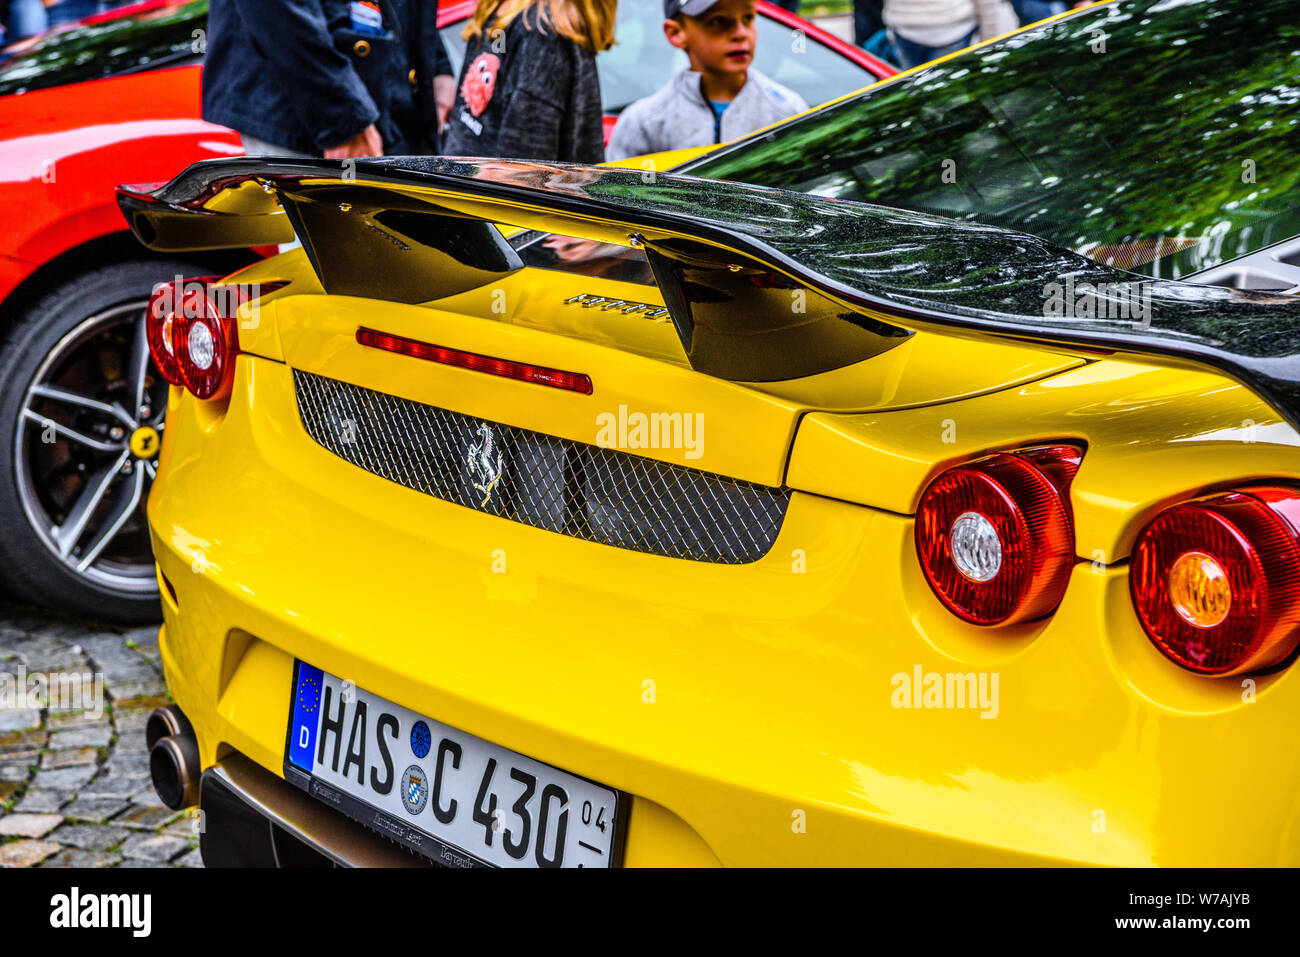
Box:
[203,0,454,158]
[853,0,884,45]
[441,0,615,164]
[2,0,48,42]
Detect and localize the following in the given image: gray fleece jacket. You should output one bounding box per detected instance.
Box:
[605,67,808,161]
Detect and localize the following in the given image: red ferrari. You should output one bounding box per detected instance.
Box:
[0,0,892,622]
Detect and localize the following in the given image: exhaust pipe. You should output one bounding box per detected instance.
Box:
[145,704,193,751]
[148,706,200,809]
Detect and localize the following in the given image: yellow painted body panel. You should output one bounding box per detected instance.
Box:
[601,145,715,171]
[150,253,1300,865]
[148,1,1300,863]
[232,251,1081,488]
[790,360,1300,559]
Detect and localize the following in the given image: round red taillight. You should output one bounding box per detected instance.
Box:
[1130,487,1300,676]
[146,281,185,386]
[170,291,236,401]
[915,445,1080,626]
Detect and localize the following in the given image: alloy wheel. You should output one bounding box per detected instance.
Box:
[13,301,167,595]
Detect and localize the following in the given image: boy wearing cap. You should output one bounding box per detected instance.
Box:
[605,0,808,161]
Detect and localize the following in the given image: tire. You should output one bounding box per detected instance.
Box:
[0,259,207,624]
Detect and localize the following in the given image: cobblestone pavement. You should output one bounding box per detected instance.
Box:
[0,599,200,869]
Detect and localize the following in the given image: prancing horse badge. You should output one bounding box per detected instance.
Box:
[466,424,504,506]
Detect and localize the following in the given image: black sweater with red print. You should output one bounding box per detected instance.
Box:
[441,5,604,163]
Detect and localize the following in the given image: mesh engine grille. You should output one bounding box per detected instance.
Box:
[293,370,790,564]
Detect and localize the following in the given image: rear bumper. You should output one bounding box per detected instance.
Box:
[152,357,1300,866]
[199,751,424,867]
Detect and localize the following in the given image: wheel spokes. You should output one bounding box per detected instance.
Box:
[21,408,124,453]
[52,450,131,558]
[15,298,159,591]
[75,462,146,572]
[29,383,135,429]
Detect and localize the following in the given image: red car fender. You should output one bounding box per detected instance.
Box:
[0,1,472,308]
[0,63,241,302]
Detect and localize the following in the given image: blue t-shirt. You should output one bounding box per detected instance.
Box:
[709,100,729,142]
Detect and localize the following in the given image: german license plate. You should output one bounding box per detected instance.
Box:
[284,661,621,867]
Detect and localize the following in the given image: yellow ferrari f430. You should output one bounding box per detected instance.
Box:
[121,0,1300,867]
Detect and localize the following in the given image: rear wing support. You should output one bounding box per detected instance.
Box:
[118,156,1300,430]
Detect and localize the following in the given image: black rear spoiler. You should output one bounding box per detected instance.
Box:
[118,156,1300,432]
